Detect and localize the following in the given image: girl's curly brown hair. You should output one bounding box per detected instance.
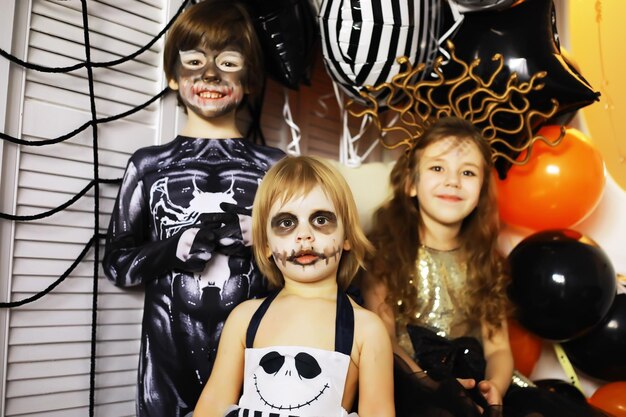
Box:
[368,117,511,334]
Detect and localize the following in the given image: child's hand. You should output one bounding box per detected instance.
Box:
[478,379,503,406]
[176,227,214,271]
[235,214,252,246]
[219,203,252,247]
[479,380,505,417]
[458,377,504,414]
[457,377,476,390]
[196,212,245,255]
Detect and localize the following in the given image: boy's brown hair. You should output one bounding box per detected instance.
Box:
[163,0,263,102]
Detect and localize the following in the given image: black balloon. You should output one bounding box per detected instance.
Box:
[449,0,523,13]
[562,294,626,381]
[446,0,600,177]
[244,0,317,90]
[533,379,587,404]
[508,230,616,342]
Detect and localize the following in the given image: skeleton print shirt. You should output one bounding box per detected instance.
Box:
[234,290,357,417]
[103,136,284,417]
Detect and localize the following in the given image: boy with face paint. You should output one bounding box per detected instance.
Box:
[102,2,284,417]
[193,156,395,417]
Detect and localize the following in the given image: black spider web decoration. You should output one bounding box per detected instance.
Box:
[0,0,191,415]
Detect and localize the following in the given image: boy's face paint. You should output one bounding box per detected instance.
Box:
[169,44,247,120]
[411,137,485,229]
[266,186,350,285]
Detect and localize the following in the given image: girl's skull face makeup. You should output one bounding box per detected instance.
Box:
[169,44,247,120]
[266,185,350,285]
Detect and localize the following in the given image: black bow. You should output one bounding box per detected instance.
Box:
[407,324,486,382]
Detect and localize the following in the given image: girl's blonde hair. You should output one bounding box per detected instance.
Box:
[252,156,373,289]
[368,117,511,330]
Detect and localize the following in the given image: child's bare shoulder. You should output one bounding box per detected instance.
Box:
[227,297,265,323]
[351,300,388,336]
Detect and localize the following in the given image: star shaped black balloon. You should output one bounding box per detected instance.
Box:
[446,0,600,177]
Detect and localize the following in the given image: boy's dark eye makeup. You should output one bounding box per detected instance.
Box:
[179,50,206,70]
[179,48,244,74]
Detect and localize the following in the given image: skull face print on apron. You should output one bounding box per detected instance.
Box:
[237,289,355,417]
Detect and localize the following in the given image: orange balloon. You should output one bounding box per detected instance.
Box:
[588,381,626,416]
[507,319,542,377]
[496,126,605,231]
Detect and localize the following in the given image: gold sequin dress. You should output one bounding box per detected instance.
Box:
[397,245,480,358]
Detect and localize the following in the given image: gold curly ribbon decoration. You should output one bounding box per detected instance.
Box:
[348,40,566,166]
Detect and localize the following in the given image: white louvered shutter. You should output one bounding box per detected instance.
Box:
[1,0,179,416]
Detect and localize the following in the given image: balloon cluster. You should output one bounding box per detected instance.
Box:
[478,4,617,396]
[321,0,599,178]
[247,0,600,182]
[507,230,626,412]
[441,3,616,399]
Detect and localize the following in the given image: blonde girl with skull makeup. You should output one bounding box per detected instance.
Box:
[193,156,395,417]
[103,2,284,416]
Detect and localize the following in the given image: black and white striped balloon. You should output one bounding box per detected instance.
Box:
[318,0,446,104]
